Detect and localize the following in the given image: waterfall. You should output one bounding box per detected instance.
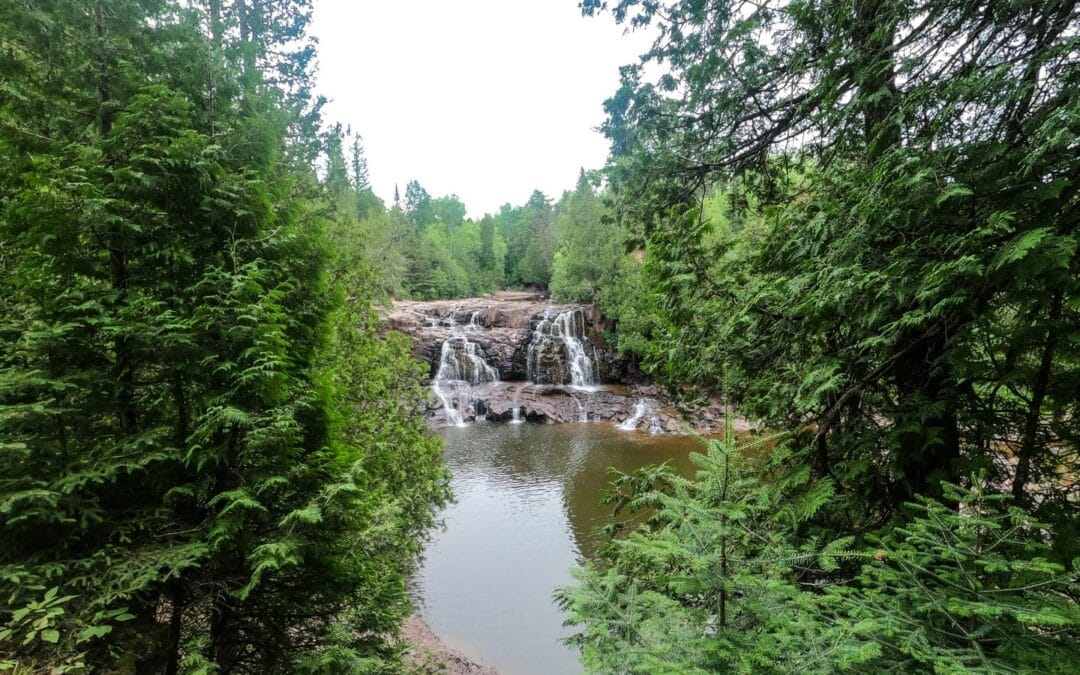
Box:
[572,393,588,422]
[526,308,596,387]
[435,337,497,384]
[431,329,498,427]
[618,399,660,433]
[510,385,524,424]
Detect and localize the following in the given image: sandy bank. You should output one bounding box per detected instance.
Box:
[402,614,500,674]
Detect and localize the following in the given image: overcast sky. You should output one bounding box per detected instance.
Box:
[309,0,653,217]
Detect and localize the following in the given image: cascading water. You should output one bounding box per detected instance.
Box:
[526,308,596,387]
[572,394,589,422]
[618,399,661,433]
[435,337,497,384]
[432,325,499,427]
[510,386,524,424]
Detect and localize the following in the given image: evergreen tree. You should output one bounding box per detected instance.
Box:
[477,215,505,290]
[349,135,370,191]
[0,1,448,671]
[509,190,555,287]
[550,169,622,302]
[566,1,1080,671]
[561,431,1080,673]
[585,0,1080,526]
[348,134,382,218]
[324,123,351,196]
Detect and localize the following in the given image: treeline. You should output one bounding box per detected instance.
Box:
[330,146,626,302]
[559,0,1080,673]
[1,1,448,673]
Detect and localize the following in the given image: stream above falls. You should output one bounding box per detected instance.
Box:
[414,422,705,675]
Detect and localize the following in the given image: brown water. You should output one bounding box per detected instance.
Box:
[414,422,705,675]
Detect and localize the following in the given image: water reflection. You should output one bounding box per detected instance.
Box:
[415,423,703,675]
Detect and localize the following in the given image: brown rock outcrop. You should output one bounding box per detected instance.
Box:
[384,293,638,384]
[382,293,745,434]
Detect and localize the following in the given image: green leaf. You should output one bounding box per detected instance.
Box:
[77,625,112,642]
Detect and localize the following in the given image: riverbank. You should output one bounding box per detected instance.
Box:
[403,615,500,674]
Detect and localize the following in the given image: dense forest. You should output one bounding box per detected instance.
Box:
[326,150,621,304]
[3,0,1080,673]
[0,1,449,672]
[556,0,1080,672]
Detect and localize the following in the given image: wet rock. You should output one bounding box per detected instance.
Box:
[383,293,745,435]
[383,293,636,384]
[526,339,568,385]
[423,381,747,435]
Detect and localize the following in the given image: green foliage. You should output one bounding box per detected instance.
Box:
[506,190,556,287]
[597,253,656,357]
[413,223,471,299]
[587,0,1080,522]
[346,176,511,300]
[831,483,1080,673]
[550,170,624,303]
[568,0,1080,671]
[404,180,436,230]
[432,195,467,230]
[0,1,449,671]
[559,422,866,673]
[561,424,1080,673]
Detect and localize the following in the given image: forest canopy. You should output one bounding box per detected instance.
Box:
[0,1,449,672]
[2,0,1078,673]
[558,0,1080,672]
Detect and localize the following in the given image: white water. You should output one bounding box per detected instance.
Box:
[427,304,600,426]
[510,385,525,424]
[526,308,596,387]
[432,323,499,426]
[572,393,588,422]
[618,398,661,433]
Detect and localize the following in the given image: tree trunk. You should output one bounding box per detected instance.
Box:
[208,0,222,49]
[892,329,961,504]
[852,1,900,156]
[237,0,256,85]
[164,583,186,675]
[1012,289,1063,503]
[97,1,138,432]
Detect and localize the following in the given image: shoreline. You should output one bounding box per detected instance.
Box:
[402,614,500,674]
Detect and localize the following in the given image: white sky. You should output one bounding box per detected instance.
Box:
[310,0,653,217]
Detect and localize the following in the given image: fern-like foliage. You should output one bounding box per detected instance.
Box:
[558,416,1080,673]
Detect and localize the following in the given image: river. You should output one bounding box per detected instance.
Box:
[414,421,705,675]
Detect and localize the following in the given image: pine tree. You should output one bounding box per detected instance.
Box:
[560,427,1080,673]
[350,135,370,192]
[0,2,448,671]
[586,0,1080,525]
[550,169,622,302]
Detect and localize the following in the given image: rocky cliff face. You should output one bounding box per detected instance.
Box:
[385,293,639,384]
[382,292,738,433]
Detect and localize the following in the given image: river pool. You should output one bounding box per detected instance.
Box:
[414,422,705,675]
